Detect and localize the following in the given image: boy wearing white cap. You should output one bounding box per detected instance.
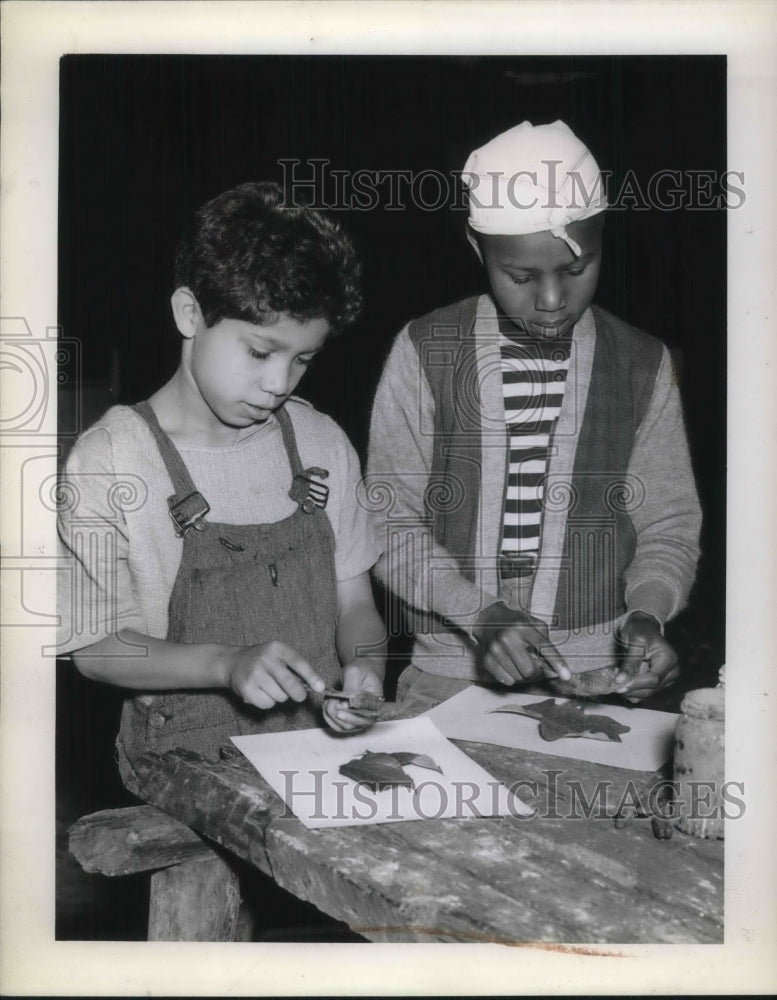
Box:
[367,120,702,710]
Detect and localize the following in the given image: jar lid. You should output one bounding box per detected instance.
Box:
[680,687,725,721]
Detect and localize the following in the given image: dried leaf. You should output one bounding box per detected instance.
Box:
[390,752,443,773]
[490,698,631,743]
[323,688,385,713]
[549,664,622,698]
[338,750,444,790]
[577,712,632,742]
[339,751,413,791]
[346,691,384,714]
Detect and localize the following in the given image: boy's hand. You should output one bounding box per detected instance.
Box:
[224,641,326,710]
[614,612,679,702]
[473,602,571,685]
[323,664,385,734]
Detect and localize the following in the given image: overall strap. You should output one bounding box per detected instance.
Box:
[132,401,210,536]
[275,405,330,514]
[275,405,305,477]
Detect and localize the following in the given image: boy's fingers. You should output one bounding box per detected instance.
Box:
[522,645,568,683]
[534,643,571,682]
[617,677,659,698]
[341,671,384,699]
[324,702,374,733]
[484,646,523,685]
[659,665,681,688]
[615,676,653,696]
[614,657,649,687]
[616,649,677,687]
[254,671,290,704]
[498,633,546,681]
[481,623,569,686]
[646,664,681,694]
[652,648,679,677]
[505,624,570,682]
[617,664,680,698]
[625,683,662,702]
[266,662,308,702]
[500,636,548,682]
[270,642,325,693]
[322,701,342,729]
[322,700,348,729]
[337,708,375,730]
[243,687,276,711]
[483,651,517,686]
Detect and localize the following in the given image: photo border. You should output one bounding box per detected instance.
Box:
[2,1,775,995]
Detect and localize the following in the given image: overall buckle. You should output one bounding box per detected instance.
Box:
[498,552,538,579]
[168,491,210,536]
[289,467,329,514]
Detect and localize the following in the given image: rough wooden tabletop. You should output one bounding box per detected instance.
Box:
[129,739,723,945]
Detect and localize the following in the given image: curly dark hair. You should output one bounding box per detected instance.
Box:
[174,181,362,332]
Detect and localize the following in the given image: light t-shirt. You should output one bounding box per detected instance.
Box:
[56,397,382,655]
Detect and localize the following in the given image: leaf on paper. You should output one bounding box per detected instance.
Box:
[490,698,631,743]
[339,750,443,791]
[389,752,443,773]
[339,752,413,791]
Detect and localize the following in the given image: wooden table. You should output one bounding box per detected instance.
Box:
[126,734,724,945]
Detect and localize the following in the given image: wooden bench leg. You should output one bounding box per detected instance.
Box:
[148,854,254,941]
[69,805,258,941]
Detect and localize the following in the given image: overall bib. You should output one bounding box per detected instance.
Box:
[117,402,342,797]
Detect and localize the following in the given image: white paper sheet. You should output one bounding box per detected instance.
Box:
[427,687,679,771]
[232,715,532,828]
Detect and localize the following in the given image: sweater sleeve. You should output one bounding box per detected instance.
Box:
[623,347,702,624]
[56,425,149,655]
[366,327,497,634]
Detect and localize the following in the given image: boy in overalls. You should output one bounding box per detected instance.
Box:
[367,120,702,712]
[57,181,385,798]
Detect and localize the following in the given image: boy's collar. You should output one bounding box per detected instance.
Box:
[232,394,313,444]
[285,394,313,409]
[496,311,575,345]
[473,293,595,346]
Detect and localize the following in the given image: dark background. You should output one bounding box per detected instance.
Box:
[56,54,726,939]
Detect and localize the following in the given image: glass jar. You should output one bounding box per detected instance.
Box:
[673,685,725,839]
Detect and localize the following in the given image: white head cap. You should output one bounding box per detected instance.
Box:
[463,120,607,256]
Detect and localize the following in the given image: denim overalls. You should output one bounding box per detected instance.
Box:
[117,401,342,795]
